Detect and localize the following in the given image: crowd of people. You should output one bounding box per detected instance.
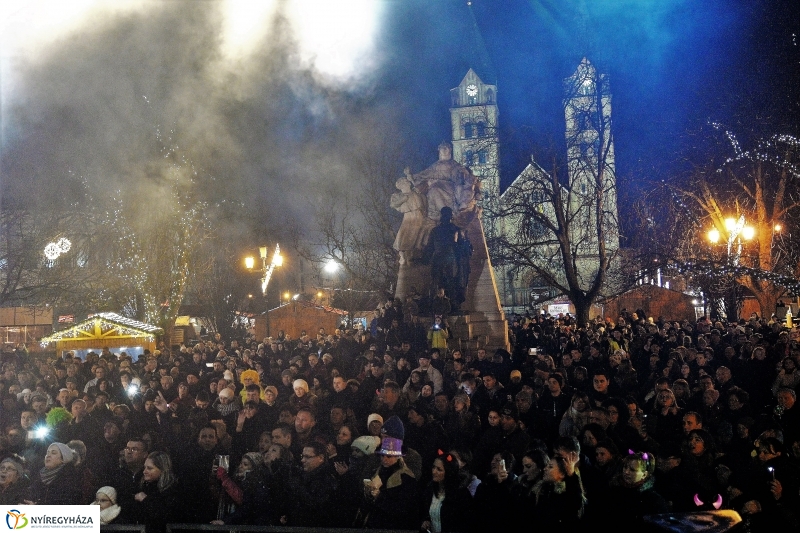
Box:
[1,305,800,532]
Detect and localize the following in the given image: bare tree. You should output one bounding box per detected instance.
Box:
[296,137,407,318]
[490,59,622,325]
[0,207,96,308]
[649,130,800,318]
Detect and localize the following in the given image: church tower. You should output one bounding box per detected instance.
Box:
[450,70,500,225]
[563,58,619,285]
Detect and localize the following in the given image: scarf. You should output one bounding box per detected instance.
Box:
[39,464,65,485]
[99,505,121,525]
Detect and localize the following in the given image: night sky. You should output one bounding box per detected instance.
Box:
[1,0,798,242]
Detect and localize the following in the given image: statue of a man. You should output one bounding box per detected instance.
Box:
[408,142,481,223]
[429,206,460,300]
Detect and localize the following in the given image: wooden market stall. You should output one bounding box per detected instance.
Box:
[40,312,163,361]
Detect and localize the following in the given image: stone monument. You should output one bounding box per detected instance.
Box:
[392,142,508,351]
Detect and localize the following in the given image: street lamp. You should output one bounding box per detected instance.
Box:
[708,215,754,264]
[706,215,755,320]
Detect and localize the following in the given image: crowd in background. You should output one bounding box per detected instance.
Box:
[1,300,800,532]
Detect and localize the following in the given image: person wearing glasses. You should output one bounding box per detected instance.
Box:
[93,486,122,525]
[0,455,29,504]
[282,441,337,526]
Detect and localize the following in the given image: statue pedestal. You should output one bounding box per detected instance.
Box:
[396,215,509,353]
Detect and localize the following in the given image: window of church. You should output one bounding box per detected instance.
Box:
[477,122,486,137]
[465,150,474,165]
[464,122,474,138]
[478,150,487,164]
[486,89,494,103]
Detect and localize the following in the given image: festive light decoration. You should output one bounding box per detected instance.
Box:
[43,237,72,260]
[40,312,163,347]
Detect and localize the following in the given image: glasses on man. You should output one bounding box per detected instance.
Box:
[300,453,318,460]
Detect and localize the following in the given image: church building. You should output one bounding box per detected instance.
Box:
[449,58,619,311]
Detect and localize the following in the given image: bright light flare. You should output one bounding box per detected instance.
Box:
[708,228,720,244]
[287,0,382,83]
[324,259,339,273]
[44,238,71,260]
[724,218,737,232]
[245,256,255,269]
[220,0,277,60]
[742,226,755,240]
[774,224,782,232]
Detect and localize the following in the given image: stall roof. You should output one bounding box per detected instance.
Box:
[40,312,163,347]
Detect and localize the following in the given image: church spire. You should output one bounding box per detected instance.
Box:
[463,1,497,85]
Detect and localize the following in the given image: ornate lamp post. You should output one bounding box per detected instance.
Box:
[707,216,754,321]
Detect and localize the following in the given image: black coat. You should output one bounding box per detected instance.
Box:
[285,463,338,526]
[420,484,474,533]
[26,464,82,505]
[122,480,182,533]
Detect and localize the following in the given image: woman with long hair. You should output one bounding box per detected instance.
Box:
[646,388,683,445]
[559,392,592,438]
[420,451,473,533]
[124,451,181,533]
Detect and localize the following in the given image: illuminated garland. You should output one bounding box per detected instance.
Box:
[658,260,800,295]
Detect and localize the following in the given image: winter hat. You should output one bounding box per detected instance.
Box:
[264,385,278,397]
[240,369,260,384]
[501,404,519,421]
[48,442,75,464]
[293,379,309,393]
[351,436,381,456]
[96,486,117,504]
[223,370,234,381]
[242,452,264,468]
[367,413,384,426]
[377,415,405,456]
[218,387,234,400]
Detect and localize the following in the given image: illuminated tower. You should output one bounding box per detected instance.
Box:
[450,69,500,224]
[563,58,618,285]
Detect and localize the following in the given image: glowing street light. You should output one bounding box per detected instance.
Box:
[706,214,755,321]
[707,215,754,261]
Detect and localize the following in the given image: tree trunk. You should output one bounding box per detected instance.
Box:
[747,279,784,319]
[572,295,592,327]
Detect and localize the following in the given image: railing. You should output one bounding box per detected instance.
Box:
[166,525,415,533]
[100,526,146,533]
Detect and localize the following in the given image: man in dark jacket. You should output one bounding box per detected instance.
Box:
[284,441,338,526]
